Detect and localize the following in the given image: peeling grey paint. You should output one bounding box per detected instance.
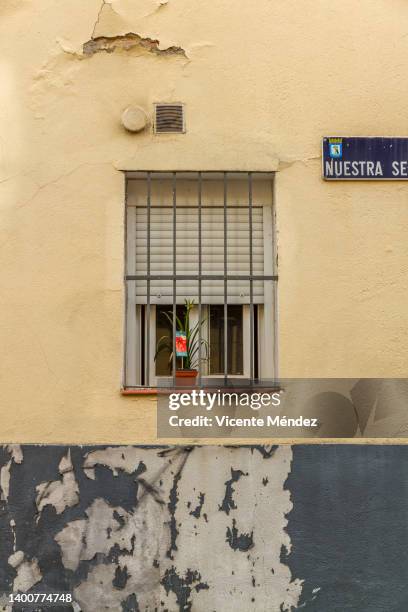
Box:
[0,462,11,503]
[5,447,23,465]
[166,449,191,561]
[121,592,140,611]
[219,468,247,516]
[189,492,205,519]
[3,444,406,610]
[161,566,209,612]
[8,552,41,593]
[36,450,79,515]
[0,445,300,611]
[0,446,22,503]
[226,519,254,553]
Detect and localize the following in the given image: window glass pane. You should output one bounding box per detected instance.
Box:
[209,305,243,375]
[155,305,189,375]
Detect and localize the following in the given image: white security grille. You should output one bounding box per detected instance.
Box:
[124,171,276,387]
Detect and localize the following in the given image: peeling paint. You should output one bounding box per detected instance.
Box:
[9,519,16,554]
[8,552,41,593]
[0,594,11,612]
[219,468,247,515]
[121,593,139,611]
[5,446,23,465]
[56,497,145,570]
[166,449,191,560]
[161,566,209,612]
[226,518,254,552]
[84,445,152,475]
[0,462,11,503]
[113,564,129,589]
[0,446,23,502]
[189,492,205,519]
[55,518,86,571]
[83,33,187,57]
[77,0,188,59]
[0,445,302,611]
[36,450,79,515]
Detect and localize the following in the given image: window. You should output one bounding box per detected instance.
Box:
[124,172,277,388]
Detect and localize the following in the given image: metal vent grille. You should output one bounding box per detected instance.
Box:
[154,104,185,134]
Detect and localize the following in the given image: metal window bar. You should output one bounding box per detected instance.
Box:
[146,172,151,386]
[198,172,202,387]
[123,176,129,388]
[172,172,177,387]
[127,275,277,281]
[248,171,254,384]
[133,188,138,382]
[124,171,278,389]
[223,172,228,385]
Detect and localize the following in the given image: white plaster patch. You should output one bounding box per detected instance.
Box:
[157,446,303,611]
[10,519,17,553]
[73,496,164,610]
[1,446,23,501]
[8,552,42,592]
[74,565,121,612]
[6,445,23,464]
[56,448,192,610]
[61,447,303,611]
[0,461,11,502]
[0,594,12,612]
[55,519,87,571]
[8,551,24,569]
[83,444,167,476]
[81,498,135,561]
[36,450,79,514]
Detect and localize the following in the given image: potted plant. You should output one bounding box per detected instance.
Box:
[155,299,209,386]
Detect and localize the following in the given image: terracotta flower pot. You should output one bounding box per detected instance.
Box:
[175,369,198,388]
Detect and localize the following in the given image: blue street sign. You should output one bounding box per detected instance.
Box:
[323,137,408,180]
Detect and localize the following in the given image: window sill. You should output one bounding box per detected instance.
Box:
[121,388,158,396]
[122,385,282,395]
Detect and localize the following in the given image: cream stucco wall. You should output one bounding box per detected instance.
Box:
[1,0,408,443]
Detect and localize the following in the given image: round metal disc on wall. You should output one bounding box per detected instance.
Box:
[121,106,148,132]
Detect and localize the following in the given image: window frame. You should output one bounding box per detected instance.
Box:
[123,171,278,390]
[150,303,251,385]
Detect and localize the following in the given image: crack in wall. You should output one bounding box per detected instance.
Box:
[278,156,321,171]
[82,0,187,58]
[92,0,107,39]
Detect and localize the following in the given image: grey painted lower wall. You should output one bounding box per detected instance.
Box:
[0,445,407,611]
[286,446,408,612]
